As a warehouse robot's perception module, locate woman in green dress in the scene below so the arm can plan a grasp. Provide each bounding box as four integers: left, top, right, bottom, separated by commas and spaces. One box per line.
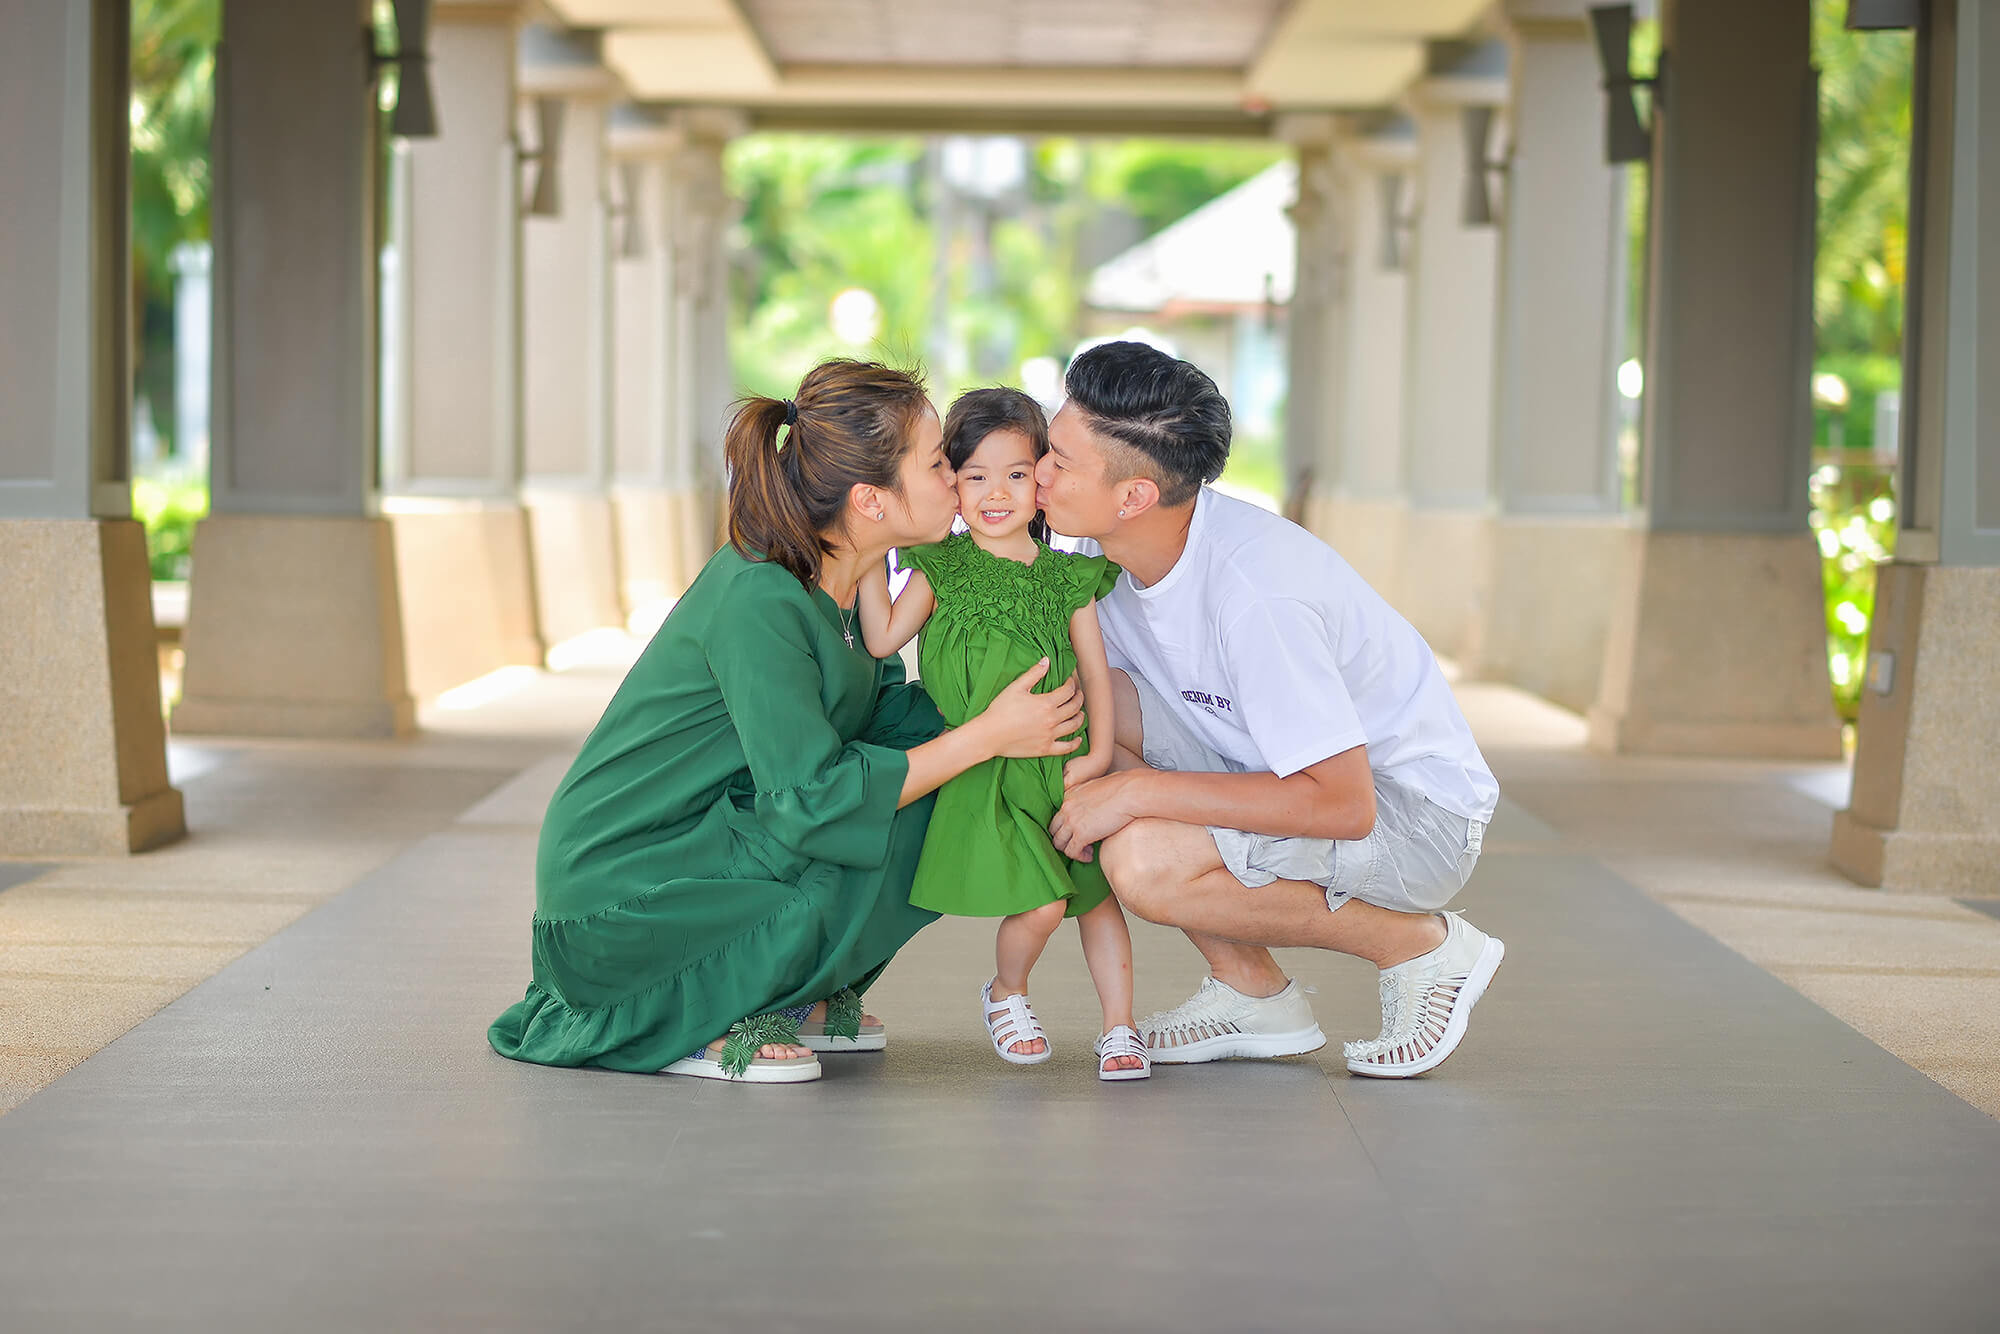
488, 361, 1086, 1084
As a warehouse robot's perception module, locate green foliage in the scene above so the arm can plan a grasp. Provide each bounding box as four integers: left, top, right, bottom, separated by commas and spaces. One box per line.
1813, 6, 1913, 362
1082, 139, 1287, 239
132, 478, 209, 582
1810, 465, 1895, 721
131, 0, 217, 305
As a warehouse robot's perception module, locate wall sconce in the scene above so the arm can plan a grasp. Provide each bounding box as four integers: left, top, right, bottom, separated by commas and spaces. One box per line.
520, 96, 565, 217
611, 161, 647, 259
1379, 172, 1416, 272
1587, 5, 1659, 165
1460, 105, 1509, 226
371, 0, 438, 138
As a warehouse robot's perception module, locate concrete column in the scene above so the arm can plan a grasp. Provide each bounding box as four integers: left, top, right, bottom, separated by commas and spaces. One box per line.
1322, 120, 1418, 603
1278, 115, 1344, 526
175, 0, 415, 739
519, 27, 625, 646
1588, 0, 1843, 758
1461, 3, 1633, 715
0, 0, 184, 852
1396, 46, 1508, 659
664, 108, 744, 578
607, 108, 694, 624
381, 1, 544, 701
1834, 0, 2000, 890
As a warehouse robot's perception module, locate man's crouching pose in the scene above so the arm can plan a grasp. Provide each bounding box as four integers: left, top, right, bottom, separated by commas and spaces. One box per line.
1041, 342, 1504, 1078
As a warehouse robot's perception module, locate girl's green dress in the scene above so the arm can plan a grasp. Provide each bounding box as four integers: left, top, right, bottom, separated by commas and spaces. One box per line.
897, 533, 1120, 919
488, 545, 944, 1073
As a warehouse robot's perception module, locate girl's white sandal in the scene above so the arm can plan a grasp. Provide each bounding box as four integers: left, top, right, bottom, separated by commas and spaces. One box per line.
1095, 1025, 1152, 1082
982, 980, 1052, 1065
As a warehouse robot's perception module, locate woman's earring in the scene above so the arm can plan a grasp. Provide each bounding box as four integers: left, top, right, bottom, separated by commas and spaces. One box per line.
1118, 509, 1127, 518
874, 513, 884, 521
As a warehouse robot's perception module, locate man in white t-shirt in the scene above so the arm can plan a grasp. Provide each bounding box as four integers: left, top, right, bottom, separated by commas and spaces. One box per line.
1040, 341, 1505, 1078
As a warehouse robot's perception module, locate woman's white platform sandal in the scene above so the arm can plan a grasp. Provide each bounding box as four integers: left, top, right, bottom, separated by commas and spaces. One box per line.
982, 980, 1051, 1065
1095, 1025, 1151, 1082
796, 987, 886, 1053
661, 1009, 822, 1084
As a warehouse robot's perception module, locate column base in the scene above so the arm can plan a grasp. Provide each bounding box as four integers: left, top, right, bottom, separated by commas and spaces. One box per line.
523, 489, 626, 647
611, 485, 697, 623
1320, 495, 1410, 607
1832, 563, 2000, 892
389, 503, 546, 700
0, 519, 186, 854
1463, 514, 1632, 715
174, 516, 416, 739
1588, 529, 1843, 758
1398, 508, 1495, 660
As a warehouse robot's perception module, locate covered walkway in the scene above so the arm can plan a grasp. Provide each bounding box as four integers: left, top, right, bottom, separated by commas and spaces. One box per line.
1, 654, 1996, 1331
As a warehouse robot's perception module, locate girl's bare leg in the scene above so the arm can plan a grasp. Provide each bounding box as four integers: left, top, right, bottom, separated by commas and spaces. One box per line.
1077, 894, 1142, 1071
992, 900, 1067, 1056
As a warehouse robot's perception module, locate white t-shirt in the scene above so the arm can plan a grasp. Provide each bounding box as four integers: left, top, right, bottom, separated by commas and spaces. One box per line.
1093, 487, 1500, 824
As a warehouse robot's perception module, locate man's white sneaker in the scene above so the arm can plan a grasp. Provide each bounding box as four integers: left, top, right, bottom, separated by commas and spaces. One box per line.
1344, 912, 1504, 1079
1140, 977, 1326, 1064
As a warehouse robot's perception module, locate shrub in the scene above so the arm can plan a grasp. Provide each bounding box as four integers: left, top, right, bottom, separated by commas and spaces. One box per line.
132, 478, 208, 582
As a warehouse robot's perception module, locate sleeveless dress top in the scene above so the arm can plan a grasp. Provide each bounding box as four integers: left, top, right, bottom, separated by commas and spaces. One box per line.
895, 533, 1120, 918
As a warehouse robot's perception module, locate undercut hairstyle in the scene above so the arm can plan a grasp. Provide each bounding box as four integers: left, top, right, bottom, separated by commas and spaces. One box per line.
1062, 341, 1231, 507
725, 359, 933, 588
942, 386, 1051, 544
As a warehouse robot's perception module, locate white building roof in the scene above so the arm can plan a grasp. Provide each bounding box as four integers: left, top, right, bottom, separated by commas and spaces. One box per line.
1084, 159, 1296, 315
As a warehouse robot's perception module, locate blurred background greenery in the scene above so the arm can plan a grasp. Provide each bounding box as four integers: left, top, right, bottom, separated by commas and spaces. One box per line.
127, 0, 1914, 721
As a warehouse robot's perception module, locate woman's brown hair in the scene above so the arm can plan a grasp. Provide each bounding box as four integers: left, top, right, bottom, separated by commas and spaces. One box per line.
725, 360, 933, 587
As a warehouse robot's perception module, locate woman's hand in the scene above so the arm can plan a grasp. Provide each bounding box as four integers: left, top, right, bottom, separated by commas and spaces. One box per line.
973, 658, 1086, 760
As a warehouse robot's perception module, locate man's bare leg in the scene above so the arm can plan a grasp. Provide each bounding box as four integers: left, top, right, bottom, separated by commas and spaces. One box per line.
1100, 819, 1447, 968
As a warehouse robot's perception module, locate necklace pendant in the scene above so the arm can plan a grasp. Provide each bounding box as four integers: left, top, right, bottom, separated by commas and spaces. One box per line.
843, 628, 855, 649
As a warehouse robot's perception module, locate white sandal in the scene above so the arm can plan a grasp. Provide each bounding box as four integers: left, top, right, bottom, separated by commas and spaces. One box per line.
660, 1047, 821, 1084
982, 980, 1051, 1065
1095, 1025, 1152, 1082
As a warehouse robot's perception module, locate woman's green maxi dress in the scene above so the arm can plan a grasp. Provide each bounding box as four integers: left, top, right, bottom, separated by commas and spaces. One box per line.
488, 546, 944, 1073
897, 533, 1120, 919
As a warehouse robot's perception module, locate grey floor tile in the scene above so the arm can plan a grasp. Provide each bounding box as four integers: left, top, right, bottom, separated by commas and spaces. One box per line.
0, 831, 1996, 1332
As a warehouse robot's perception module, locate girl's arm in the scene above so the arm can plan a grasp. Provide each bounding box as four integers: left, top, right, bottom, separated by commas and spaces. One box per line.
857, 558, 935, 658
1062, 601, 1115, 790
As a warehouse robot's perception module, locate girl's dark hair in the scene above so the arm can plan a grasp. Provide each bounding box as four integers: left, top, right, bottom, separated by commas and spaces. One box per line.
942, 387, 1051, 544
725, 360, 934, 587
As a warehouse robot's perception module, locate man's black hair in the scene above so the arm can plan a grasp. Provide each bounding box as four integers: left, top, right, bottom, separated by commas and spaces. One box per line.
1062, 341, 1231, 507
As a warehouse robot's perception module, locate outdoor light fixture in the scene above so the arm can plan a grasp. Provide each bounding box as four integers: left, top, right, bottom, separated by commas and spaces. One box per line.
612, 161, 647, 259
1587, 5, 1658, 165
1460, 105, 1508, 226
1379, 173, 1416, 272
521, 96, 565, 217
1846, 0, 1918, 28
371, 0, 438, 138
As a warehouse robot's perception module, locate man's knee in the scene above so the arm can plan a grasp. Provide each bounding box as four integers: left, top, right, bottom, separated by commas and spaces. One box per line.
1100, 819, 1194, 923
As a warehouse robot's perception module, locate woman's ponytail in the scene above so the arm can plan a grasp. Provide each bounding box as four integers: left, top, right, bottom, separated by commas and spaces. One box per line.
725, 397, 826, 585
724, 361, 933, 588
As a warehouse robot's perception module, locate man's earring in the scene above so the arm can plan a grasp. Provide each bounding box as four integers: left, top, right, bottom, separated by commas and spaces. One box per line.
874, 512, 884, 521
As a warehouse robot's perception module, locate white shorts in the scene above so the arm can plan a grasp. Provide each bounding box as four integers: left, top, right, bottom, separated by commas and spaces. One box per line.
1128, 673, 1485, 915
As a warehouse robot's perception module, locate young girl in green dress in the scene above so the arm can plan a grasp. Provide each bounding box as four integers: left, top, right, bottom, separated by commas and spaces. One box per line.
858, 389, 1149, 1081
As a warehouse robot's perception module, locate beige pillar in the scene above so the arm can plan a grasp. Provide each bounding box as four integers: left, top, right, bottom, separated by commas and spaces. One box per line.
664, 108, 743, 581
0, 0, 185, 853
1396, 47, 1508, 659
606, 106, 734, 622
1834, 0, 2000, 890
382, 1, 544, 701
1587, 0, 1842, 759
1278, 115, 1343, 528
519, 27, 626, 647
176, 0, 415, 739
1461, 4, 1633, 715
1322, 120, 1418, 603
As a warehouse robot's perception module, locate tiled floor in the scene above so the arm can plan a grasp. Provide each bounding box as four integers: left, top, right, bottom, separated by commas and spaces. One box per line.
2, 658, 1997, 1331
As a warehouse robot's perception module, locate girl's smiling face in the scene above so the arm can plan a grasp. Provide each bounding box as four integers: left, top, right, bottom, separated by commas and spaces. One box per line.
955, 428, 1041, 542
